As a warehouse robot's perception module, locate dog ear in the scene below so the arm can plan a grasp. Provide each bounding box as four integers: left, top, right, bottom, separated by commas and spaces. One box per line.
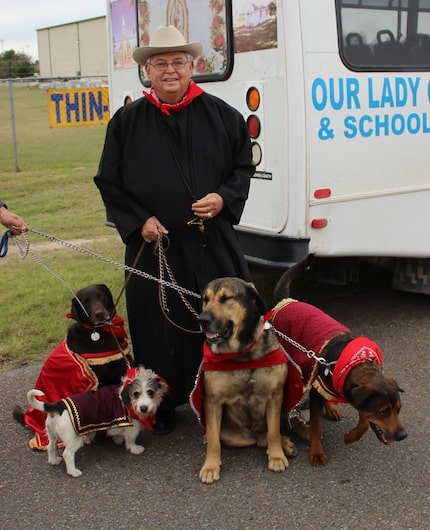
154, 378, 169, 395
121, 380, 139, 406
348, 383, 375, 409
246, 282, 267, 316
70, 296, 88, 322
386, 377, 404, 393
97, 284, 115, 312
121, 386, 131, 406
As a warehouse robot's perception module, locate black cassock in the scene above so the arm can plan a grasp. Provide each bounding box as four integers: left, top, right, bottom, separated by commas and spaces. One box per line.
94, 92, 254, 407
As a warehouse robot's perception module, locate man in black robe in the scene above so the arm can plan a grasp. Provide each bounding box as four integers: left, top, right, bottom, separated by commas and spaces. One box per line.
94, 26, 254, 433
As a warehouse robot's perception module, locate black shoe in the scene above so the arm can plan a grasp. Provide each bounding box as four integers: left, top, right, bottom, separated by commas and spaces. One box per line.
153, 409, 175, 435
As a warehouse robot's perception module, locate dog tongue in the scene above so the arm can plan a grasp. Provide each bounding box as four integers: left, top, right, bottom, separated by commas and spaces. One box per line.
383, 434, 394, 446
205, 332, 218, 340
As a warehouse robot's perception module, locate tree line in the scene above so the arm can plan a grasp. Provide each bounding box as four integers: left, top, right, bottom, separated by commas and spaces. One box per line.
0, 50, 39, 79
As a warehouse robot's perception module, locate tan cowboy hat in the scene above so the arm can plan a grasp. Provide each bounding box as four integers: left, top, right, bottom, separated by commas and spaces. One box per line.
133, 25, 203, 66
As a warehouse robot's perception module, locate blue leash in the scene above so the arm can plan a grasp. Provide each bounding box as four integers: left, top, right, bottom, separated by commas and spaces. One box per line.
0, 230, 12, 258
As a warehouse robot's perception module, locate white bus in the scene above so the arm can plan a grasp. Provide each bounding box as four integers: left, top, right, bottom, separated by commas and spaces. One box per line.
106, 0, 430, 293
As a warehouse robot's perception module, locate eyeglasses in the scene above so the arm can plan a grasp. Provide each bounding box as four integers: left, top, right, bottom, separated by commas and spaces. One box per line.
147, 59, 190, 71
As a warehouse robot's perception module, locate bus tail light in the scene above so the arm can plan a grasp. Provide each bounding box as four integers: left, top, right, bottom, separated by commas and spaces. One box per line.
247, 115, 261, 138
311, 218, 328, 229
246, 87, 260, 111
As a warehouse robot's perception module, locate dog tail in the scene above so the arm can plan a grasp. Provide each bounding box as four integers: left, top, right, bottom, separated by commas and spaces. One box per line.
273, 254, 315, 302
27, 389, 48, 412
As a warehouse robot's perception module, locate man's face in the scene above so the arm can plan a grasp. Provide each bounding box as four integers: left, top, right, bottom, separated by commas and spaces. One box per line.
145, 51, 193, 103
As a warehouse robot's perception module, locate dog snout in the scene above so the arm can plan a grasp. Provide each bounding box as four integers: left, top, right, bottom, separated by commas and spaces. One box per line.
198, 311, 213, 332
91, 305, 110, 325
139, 405, 148, 414
395, 428, 407, 441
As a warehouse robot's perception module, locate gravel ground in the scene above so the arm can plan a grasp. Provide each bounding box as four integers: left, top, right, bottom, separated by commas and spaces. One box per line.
1, 283, 429, 530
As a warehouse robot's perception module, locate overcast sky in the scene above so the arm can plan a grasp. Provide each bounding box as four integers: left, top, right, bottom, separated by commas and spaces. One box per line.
0, 0, 106, 60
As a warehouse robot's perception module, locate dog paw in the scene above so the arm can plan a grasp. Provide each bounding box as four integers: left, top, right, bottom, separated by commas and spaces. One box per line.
310, 452, 328, 466
68, 468, 83, 478
281, 436, 298, 457
48, 456, 63, 466
111, 435, 124, 446
324, 402, 343, 421
199, 464, 221, 484
128, 444, 145, 455
268, 454, 289, 472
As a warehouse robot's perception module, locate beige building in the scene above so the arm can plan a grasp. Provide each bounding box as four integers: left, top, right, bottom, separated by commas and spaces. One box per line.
37, 17, 107, 78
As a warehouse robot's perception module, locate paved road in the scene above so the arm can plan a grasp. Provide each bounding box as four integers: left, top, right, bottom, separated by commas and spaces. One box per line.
1, 281, 429, 529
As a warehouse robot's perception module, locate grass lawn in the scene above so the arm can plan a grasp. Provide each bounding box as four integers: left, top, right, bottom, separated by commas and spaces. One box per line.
0, 84, 128, 370
0, 83, 278, 372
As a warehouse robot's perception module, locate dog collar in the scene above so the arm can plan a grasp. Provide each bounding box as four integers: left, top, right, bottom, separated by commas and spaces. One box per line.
66, 312, 128, 340
203, 320, 272, 365
202, 341, 287, 372
332, 336, 383, 397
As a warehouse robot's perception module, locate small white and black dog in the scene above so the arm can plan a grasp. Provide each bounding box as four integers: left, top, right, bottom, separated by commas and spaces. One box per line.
27, 367, 169, 477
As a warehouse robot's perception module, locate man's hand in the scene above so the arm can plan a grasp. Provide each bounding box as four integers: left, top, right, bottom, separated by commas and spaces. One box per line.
192, 193, 224, 220
141, 216, 168, 243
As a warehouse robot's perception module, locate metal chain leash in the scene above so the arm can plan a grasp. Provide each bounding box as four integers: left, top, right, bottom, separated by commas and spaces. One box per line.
12, 231, 90, 318
18, 227, 201, 301
271, 324, 336, 374
156, 232, 201, 333
9, 228, 331, 356
157, 232, 200, 319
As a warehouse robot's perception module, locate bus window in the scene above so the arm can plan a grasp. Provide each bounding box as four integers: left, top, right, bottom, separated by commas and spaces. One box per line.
337, 0, 430, 70
136, 0, 233, 85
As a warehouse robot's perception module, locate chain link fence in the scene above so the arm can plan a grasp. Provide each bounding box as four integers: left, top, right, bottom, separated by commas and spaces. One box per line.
0, 77, 109, 173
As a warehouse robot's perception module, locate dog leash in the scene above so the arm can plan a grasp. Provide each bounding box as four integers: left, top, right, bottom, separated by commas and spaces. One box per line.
7, 227, 339, 359
156, 231, 201, 333
13, 228, 202, 300
0, 229, 12, 258
269, 323, 336, 375
10, 229, 91, 319
8, 227, 202, 334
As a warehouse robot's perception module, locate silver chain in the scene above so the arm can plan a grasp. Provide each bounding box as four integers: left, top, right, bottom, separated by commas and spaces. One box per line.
13, 232, 90, 317
17, 227, 201, 300
271, 324, 335, 372
156, 233, 199, 319
12, 228, 333, 361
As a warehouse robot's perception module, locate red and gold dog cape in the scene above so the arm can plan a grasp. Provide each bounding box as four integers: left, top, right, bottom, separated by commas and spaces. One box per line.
268, 299, 382, 404
191, 298, 384, 432
25, 337, 131, 450
60, 367, 155, 436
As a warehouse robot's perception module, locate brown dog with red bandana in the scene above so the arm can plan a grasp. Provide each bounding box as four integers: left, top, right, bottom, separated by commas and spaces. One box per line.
272, 256, 407, 465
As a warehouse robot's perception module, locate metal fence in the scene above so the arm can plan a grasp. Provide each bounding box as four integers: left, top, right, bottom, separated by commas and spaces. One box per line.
0, 77, 109, 173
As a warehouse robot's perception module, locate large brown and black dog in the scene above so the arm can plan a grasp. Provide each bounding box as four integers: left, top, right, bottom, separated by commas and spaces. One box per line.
272, 256, 407, 465
191, 277, 298, 484
13, 284, 133, 450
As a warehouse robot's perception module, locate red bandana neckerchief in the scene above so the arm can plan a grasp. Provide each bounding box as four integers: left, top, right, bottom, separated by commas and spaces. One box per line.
332, 336, 383, 397
66, 312, 128, 340
202, 342, 288, 372
143, 80, 204, 116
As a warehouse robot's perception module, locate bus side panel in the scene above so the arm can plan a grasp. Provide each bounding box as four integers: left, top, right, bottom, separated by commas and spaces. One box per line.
300, 0, 430, 258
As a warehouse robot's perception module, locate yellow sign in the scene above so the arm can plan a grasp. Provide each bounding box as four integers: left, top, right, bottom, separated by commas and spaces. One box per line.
47, 87, 110, 128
